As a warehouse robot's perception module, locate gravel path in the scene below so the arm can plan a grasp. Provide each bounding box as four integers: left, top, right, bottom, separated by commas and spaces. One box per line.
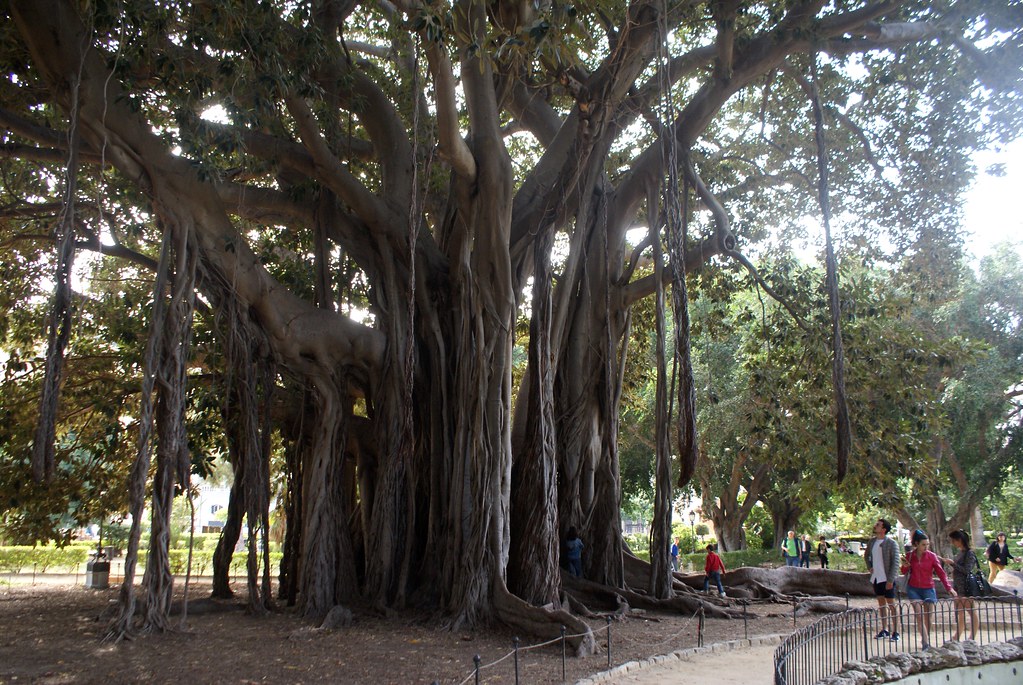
578, 635, 785, 685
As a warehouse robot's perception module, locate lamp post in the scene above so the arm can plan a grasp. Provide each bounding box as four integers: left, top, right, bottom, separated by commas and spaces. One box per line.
689, 511, 697, 554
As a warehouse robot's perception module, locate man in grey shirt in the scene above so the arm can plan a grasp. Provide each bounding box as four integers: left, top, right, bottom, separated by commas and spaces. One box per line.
864, 518, 901, 641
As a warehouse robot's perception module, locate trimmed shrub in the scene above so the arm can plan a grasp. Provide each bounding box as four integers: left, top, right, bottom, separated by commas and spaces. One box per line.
0, 545, 90, 573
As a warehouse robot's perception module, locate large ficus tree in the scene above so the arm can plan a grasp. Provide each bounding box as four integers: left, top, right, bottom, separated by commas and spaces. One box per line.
2, 0, 1020, 642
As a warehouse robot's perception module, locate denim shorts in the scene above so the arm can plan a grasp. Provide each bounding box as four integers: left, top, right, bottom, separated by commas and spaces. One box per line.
906, 586, 937, 603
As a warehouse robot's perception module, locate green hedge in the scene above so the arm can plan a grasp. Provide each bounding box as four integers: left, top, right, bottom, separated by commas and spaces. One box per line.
166, 548, 283, 576
0, 545, 282, 577
0, 545, 91, 573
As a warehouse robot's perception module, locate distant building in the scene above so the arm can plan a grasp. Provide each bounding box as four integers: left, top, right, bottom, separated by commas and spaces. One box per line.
622, 519, 648, 536
195, 483, 232, 534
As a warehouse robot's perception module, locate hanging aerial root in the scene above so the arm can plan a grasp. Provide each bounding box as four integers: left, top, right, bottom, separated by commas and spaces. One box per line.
33, 64, 84, 483
808, 56, 853, 482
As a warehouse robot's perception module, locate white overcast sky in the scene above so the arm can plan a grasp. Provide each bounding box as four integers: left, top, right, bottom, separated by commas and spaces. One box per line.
963, 137, 1023, 263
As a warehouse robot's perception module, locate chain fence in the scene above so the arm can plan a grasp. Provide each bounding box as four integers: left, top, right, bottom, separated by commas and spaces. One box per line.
441, 599, 747, 684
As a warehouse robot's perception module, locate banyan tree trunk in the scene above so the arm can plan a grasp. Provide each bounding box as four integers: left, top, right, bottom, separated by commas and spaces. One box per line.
508, 229, 560, 607
139, 392, 182, 633
714, 513, 749, 552
211, 382, 250, 600
298, 380, 358, 618
278, 428, 304, 606
211, 474, 245, 599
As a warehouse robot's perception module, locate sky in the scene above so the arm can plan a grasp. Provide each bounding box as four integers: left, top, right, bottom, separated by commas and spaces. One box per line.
962, 137, 1023, 264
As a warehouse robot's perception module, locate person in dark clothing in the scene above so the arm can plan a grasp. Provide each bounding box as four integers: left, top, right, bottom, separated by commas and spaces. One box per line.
945, 529, 979, 640
817, 535, 830, 569
564, 527, 584, 577
799, 534, 812, 568
986, 532, 1015, 584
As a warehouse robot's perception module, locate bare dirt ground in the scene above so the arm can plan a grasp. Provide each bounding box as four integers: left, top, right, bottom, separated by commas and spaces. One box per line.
0, 579, 877, 684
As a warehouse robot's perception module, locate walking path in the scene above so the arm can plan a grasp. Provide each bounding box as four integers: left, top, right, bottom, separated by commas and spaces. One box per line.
579, 571, 1023, 684
578, 634, 785, 685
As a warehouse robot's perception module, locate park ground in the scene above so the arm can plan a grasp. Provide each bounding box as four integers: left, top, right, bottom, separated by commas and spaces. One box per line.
0, 579, 879, 684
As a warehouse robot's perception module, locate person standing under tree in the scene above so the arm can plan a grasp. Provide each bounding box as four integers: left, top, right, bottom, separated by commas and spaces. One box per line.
901, 529, 955, 650
670, 537, 680, 572
864, 518, 901, 642
986, 532, 1015, 584
564, 527, 584, 578
817, 535, 830, 569
944, 529, 979, 641
704, 544, 727, 597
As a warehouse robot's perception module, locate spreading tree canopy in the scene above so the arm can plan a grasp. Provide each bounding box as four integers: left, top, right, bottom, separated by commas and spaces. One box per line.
2, 0, 1021, 641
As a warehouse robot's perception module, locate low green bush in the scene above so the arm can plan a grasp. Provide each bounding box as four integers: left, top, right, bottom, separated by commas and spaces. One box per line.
164, 548, 284, 576
0, 547, 34, 573
0, 545, 90, 573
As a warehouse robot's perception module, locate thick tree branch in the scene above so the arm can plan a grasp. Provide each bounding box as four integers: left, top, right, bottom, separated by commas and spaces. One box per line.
285, 94, 397, 237
0, 142, 103, 166
422, 41, 476, 181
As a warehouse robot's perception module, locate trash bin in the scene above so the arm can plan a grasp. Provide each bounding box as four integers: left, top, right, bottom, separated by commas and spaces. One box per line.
85, 557, 110, 589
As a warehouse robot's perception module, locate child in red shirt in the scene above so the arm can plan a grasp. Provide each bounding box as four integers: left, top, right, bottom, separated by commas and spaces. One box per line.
704, 544, 727, 597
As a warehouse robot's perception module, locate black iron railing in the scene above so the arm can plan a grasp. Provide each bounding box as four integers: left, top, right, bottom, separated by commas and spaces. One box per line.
774, 591, 1023, 685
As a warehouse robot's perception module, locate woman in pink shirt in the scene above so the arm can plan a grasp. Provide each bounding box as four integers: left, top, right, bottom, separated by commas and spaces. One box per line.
901, 529, 956, 650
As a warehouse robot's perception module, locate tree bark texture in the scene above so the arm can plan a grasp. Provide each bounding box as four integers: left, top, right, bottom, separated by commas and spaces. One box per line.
508, 228, 561, 607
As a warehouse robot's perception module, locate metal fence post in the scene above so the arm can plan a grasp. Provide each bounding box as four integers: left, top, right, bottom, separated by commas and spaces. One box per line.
845, 593, 849, 611
606, 616, 612, 669
698, 605, 705, 648
474, 654, 481, 685
743, 600, 748, 640
513, 637, 519, 685
1010, 588, 1018, 642
561, 625, 567, 682
792, 598, 797, 628
862, 614, 869, 661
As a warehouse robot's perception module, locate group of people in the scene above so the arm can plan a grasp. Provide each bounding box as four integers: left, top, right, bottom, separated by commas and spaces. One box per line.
866, 517, 1017, 650
565, 519, 1016, 634
780, 530, 832, 568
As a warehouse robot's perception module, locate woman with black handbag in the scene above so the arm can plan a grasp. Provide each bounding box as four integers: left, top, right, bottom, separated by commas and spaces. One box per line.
946, 529, 979, 641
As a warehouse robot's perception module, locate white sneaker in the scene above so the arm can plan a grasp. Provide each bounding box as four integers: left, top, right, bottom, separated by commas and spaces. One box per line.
719, 591, 727, 598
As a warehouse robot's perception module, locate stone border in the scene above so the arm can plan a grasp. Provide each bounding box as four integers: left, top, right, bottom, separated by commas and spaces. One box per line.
575, 632, 789, 684
819, 637, 1023, 684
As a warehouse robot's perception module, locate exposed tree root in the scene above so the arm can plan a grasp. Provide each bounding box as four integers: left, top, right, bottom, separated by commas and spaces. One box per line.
563, 574, 739, 618
561, 591, 600, 619
493, 583, 596, 657
621, 550, 875, 608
